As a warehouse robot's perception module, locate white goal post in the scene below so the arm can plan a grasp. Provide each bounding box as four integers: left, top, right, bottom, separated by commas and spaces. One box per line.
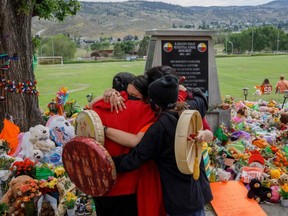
37, 56, 63, 65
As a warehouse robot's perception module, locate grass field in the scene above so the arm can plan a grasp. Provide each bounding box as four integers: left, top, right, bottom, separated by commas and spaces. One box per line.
34, 55, 288, 110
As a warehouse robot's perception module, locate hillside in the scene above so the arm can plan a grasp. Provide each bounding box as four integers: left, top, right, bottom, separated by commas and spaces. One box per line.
32, 0, 288, 39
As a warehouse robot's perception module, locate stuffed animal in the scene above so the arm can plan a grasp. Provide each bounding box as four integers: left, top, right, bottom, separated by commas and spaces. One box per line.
30, 125, 55, 153
247, 178, 272, 203
278, 173, 288, 186
269, 178, 280, 203
1, 175, 33, 216
17, 125, 55, 158
46, 115, 75, 146
217, 168, 231, 182
31, 149, 44, 162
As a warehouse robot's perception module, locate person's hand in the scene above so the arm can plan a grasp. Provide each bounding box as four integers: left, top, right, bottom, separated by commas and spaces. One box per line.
196, 130, 213, 143
179, 84, 187, 92
109, 92, 126, 113
103, 88, 118, 102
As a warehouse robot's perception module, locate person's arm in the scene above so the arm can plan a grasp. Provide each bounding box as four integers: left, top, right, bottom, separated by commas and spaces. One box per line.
105, 127, 145, 148
105, 123, 153, 148
113, 124, 159, 172
88, 95, 103, 109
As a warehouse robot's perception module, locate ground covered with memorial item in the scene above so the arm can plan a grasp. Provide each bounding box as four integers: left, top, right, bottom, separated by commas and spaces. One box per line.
1, 94, 288, 215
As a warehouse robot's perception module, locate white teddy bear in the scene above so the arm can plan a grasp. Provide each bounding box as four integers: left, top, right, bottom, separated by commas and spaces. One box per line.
18, 124, 55, 158
31, 149, 44, 162
46, 115, 75, 146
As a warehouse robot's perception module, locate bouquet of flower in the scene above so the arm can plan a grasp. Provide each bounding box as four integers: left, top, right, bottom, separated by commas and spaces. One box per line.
10, 158, 35, 177
54, 166, 66, 178
18, 179, 42, 203
280, 183, 288, 200
0, 139, 10, 154
65, 192, 77, 209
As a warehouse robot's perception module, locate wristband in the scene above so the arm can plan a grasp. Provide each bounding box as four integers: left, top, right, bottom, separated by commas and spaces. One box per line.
104, 126, 108, 133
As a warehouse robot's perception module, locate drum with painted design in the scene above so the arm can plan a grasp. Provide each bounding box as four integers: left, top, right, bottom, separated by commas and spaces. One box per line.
75, 110, 104, 145
62, 136, 116, 196
174, 110, 203, 179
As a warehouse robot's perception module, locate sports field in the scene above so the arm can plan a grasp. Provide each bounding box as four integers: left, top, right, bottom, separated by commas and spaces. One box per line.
34, 55, 288, 110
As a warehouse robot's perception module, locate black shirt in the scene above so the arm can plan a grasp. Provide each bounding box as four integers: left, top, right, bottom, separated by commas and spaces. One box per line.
113, 111, 213, 215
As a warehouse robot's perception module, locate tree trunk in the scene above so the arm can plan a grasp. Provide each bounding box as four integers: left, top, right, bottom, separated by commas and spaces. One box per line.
0, 0, 44, 132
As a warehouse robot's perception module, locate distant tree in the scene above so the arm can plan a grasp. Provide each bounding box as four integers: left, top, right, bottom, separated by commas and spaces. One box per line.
41, 34, 76, 60
121, 41, 135, 54
113, 43, 125, 58
138, 36, 150, 57
91, 41, 110, 51
0, 0, 80, 131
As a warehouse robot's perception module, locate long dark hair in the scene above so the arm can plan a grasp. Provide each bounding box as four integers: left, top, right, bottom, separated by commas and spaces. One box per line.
112, 72, 135, 92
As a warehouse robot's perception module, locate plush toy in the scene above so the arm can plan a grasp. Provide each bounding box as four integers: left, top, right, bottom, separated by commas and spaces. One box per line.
46, 115, 75, 146
232, 107, 248, 124
31, 149, 44, 163
278, 173, 288, 186
30, 125, 55, 153
270, 169, 281, 179
247, 178, 272, 203
269, 178, 280, 203
1, 175, 33, 216
236, 151, 269, 183
217, 168, 231, 182
17, 125, 55, 158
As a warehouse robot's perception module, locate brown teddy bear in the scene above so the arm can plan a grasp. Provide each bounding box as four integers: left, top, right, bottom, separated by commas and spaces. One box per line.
1, 175, 33, 216
278, 173, 288, 186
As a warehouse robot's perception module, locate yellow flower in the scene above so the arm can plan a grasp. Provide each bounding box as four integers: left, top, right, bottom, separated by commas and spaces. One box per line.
65, 192, 77, 209
282, 183, 288, 193
54, 166, 65, 177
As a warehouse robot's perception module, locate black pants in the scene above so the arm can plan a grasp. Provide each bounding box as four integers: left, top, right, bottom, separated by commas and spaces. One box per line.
93, 194, 138, 216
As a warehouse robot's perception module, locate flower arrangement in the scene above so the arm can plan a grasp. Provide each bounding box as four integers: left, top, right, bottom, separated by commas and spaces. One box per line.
280, 183, 288, 200
54, 166, 66, 178
0, 139, 10, 154
38, 176, 58, 195
65, 192, 77, 209
18, 179, 42, 203
10, 158, 35, 177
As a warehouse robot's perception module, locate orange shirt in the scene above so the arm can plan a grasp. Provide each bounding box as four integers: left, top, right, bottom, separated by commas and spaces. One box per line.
261, 84, 272, 94
276, 80, 288, 93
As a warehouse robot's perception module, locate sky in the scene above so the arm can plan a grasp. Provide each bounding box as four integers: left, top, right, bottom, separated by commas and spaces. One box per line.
79, 0, 273, 7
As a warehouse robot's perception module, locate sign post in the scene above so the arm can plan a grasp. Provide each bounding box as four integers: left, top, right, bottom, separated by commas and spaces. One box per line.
145, 29, 230, 132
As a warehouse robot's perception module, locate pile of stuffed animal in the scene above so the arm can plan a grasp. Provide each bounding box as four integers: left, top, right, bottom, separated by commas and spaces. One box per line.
210, 99, 288, 204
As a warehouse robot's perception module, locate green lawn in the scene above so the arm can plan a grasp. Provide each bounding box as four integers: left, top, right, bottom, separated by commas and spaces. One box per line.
34, 55, 288, 110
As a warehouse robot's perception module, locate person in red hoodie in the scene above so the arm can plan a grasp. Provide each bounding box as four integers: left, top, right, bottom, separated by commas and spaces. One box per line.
102, 66, 212, 216
91, 73, 157, 216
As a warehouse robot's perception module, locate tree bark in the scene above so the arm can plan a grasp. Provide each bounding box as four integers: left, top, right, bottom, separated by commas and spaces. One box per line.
0, 0, 44, 132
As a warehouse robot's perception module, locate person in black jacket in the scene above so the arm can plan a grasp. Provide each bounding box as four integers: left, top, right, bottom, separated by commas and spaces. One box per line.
113, 75, 213, 216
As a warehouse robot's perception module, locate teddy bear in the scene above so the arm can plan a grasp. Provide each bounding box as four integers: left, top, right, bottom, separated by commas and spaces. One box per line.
247, 178, 272, 203
31, 125, 55, 153
17, 124, 55, 159
31, 149, 44, 163
217, 168, 231, 182
269, 178, 280, 203
278, 173, 288, 186
1, 175, 33, 216
46, 115, 75, 146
